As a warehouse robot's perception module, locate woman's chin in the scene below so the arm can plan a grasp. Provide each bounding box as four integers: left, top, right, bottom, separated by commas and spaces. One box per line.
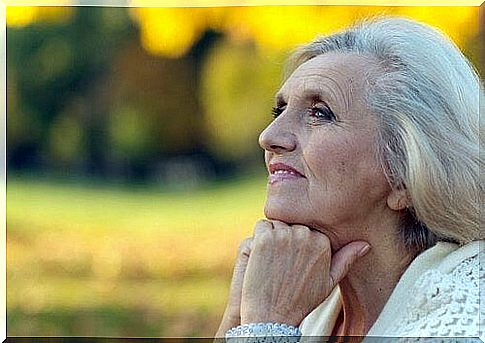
263, 202, 305, 224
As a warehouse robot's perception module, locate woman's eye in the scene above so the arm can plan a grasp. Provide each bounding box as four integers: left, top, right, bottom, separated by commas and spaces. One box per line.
271, 106, 285, 119
307, 105, 336, 121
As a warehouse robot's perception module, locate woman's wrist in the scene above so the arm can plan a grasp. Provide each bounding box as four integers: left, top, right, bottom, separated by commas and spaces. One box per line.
241, 310, 303, 328
216, 309, 241, 337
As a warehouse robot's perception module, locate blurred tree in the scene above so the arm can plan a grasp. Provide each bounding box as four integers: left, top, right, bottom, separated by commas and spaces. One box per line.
7, 7, 137, 177
6, 6, 482, 184
103, 35, 223, 182
200, 39, 280, 164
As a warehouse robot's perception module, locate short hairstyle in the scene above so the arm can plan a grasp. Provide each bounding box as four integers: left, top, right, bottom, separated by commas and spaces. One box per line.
286, 16, 483, 252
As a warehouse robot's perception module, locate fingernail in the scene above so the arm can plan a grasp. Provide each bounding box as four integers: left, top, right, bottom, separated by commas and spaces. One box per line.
359, 244, 371, 257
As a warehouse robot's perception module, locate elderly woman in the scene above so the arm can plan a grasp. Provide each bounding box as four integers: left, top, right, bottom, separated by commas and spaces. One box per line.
215, 16, 483, 340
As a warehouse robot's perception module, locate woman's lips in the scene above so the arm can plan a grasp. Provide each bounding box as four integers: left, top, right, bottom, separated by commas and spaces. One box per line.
268, 163, 306, 185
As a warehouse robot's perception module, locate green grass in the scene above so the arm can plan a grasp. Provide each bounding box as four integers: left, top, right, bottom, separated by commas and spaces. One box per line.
7, 175, 268, 336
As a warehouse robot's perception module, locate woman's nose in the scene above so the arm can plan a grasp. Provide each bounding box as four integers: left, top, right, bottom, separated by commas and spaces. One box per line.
258, 121, 297, 153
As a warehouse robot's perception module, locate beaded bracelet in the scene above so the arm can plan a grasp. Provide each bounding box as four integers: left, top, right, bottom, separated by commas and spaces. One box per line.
225, 323, 302, 343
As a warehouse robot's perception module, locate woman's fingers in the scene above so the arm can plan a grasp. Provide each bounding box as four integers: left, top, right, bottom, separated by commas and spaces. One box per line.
237, 237, 253, 261
242, 220, 334, 326
270, 219, 290, 231
231, 237, 254, 300
253, 219, 274, 236
218, 218, 371, 335
215, 237, 254, 337
240, 219, 371, 327
329, 241, 371, 288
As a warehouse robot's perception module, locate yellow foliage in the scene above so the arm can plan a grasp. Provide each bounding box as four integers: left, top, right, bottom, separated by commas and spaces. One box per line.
6, 6, 478, 54
6, 6, 36, 26
129, 6, 231, 57
130, 7, 208, 58
396, 6, 478, 46
230, 6, 350, 51
6, 6, 73, 27
129, 6, 478, 57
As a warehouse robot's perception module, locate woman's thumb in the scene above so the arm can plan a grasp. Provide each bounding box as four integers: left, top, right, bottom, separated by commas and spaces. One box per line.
329, 241, 371, 287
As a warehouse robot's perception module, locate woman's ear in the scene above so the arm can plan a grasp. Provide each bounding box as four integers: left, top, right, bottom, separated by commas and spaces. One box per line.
387, 186, 412, 211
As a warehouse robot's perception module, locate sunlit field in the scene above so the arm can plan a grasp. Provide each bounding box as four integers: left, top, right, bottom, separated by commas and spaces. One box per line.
7, 176, 267, 336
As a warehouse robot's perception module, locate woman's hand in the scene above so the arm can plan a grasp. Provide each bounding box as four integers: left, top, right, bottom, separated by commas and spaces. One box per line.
240, 219, 371, 327
215, 237, 253, 337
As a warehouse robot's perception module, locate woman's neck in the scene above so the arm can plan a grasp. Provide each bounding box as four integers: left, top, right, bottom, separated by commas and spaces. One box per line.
314, 210, 419, 336
337, 235, 417, 336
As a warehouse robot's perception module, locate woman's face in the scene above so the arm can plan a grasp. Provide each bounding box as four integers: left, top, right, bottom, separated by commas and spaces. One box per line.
259, 52, 392, 235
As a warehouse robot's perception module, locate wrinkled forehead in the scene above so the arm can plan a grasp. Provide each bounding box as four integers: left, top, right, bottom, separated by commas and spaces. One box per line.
277, 52, 380, 108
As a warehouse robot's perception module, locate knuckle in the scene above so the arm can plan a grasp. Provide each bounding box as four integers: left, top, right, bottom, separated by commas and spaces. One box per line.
271, 220, 290, 230
294, 224, 311, 232
255, 219, 269, 226
237, 237, 253, 256
254, 219, 273, 235
274, 229, 291, 245
315, 234, 331, 250
292, 225, 311, 241
274, 228, 287, 239
252, 236, 270, 250
253, 228, 273, 246
242, 237, 253, 245
258, 229, 273, 241
238, 237, 252, 251
292, 224, 310, 231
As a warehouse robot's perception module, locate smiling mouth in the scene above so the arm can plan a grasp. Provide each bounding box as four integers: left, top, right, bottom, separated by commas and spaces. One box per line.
268, 163, 306, 185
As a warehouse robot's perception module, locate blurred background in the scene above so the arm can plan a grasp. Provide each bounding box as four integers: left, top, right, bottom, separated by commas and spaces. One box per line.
6, 4, 483, 336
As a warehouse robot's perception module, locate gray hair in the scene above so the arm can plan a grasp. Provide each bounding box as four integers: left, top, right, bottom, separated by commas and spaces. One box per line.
286, 16, 483, 252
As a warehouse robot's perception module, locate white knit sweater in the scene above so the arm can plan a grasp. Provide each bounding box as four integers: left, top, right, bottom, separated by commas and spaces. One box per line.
299, 240, 484, 342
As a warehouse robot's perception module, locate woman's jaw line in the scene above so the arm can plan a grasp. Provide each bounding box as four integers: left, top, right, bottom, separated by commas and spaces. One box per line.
262, 214, 345, 250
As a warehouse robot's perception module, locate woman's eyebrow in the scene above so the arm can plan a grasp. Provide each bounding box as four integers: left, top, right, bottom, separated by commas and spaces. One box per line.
299, 87, 331, 100
275, 85, 347, 112
275, 88, 326, 104
298, 86, 348, 113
